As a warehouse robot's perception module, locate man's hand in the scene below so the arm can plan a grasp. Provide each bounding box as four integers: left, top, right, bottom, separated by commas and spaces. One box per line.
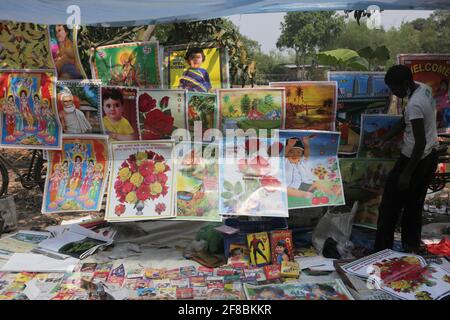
287, 138, 297, 148
397, 171, 412, 191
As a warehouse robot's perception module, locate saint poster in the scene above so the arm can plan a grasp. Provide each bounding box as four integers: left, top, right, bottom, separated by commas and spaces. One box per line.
42, 134, 109, 213
0, 70, 61, 149
279, 130, 345, 209
49, 25, 86, 80
398, 54, 450, 133
92, 42, 161, 88
138, 90, 187, 140
270, 81, 337, 131
105, 140, 175, 222
56, 80, 103, 134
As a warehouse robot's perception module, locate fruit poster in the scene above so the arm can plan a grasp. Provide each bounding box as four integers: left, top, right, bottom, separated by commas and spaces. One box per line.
41, 134, 109, 214
270, 230, 294, 265
279, 130, 345, 209
270, 81, 336, 131
100, 86, 140, 142
92, 42, 161, 88
174, 142, 221, 221
0, 22, 54, 70
218, 88, 285, 134
137, 90, 187, 140
398, 54, 450, 134
56, 80, 103, 134
105, 140, 175, 222
247, 232, 271, 267
219, 137, 288, 217
0, 70, 62, 149
357, 114, 403, 159
339, 158, 395, 229
49, 25, 86, 79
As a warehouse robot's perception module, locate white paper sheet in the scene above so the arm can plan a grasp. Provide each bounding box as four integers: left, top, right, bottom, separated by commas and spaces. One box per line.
0, 253, 79, 272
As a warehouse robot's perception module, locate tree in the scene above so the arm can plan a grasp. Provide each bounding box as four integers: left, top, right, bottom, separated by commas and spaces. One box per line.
241, 94, 251, 114
277, 12, 344, 79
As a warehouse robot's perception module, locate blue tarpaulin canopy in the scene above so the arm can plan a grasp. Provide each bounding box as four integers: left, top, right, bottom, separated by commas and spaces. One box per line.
0, 0, 449, 26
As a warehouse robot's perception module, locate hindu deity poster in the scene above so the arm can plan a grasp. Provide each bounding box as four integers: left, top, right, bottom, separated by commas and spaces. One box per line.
279, 130, 345, 209
92, 42, 161, 88
398, 54, 450, 133
105, 140, 176, 222
357, 114, 403, 159
339, 158, 395, 229
167, 45, 229, 92
49, 25, 86, 80
138, 90, 187, 140
218, 88, 285, 134
56, 80, 103, 134
100, 86, 140, 142
270, 81, 337, 131
187, 92, 217, 137
174, 142, 222, 221
41, 134, 109, 214
0, 22, 54, 70
219, 137, 288, 217
0, 70, 62, 149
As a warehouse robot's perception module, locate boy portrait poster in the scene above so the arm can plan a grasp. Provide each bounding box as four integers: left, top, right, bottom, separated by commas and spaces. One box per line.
42, 134, 109, 214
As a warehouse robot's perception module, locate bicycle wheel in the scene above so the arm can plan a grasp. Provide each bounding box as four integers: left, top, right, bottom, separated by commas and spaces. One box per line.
0, 160, 9, 197
33, 152, 47, 192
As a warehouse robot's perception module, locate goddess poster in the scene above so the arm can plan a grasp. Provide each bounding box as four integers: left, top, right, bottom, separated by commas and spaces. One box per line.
56, 80, 103, 134
92, 42, 161, 88
49, 25, 86, 80
105, 140, 176, 222
0, 70, 62, 149
0, 22, 54, 70
174, 142, 222, 221
218, 88, 285, 134
219, 137, 288, 217
41, 134, 109, 214
279, 130, 345, 209
398, 54, 450, 133
138, 90, 187, 140
270, 81, 337, 131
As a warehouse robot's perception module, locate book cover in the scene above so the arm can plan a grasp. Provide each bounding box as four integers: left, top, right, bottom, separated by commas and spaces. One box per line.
270, 230, 294, 264
247, 232, 271, 267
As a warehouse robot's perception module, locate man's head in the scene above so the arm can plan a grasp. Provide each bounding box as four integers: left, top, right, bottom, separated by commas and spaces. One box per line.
103, 89, 124, 121
384, 65, 415, 98
60, 90, 75, 114
185, 47, 205, 69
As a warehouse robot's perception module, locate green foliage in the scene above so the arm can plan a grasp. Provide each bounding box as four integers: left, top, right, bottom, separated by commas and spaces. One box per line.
240, 94, 251, 114
317, 49, 369, 70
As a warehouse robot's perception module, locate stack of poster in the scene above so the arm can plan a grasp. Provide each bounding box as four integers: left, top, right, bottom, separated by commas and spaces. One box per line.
328, 71, 391, 155
279, 130, 345, 209
341, 249, 450, 300
0, 230, 52, 260
398, 54, 450, 134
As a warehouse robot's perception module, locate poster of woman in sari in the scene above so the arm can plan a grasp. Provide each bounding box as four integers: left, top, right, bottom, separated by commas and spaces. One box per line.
0, 70, 61, 149
49, 25, 86, 80
42, 134, 109, 214
92, 42, 161, 88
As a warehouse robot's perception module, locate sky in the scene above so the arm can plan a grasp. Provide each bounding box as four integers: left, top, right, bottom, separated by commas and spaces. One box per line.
227, 10, 434, 53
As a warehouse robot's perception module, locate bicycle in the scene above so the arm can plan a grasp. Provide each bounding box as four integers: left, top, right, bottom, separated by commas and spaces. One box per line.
0, 149, 46, 197
428, 139, 450, 193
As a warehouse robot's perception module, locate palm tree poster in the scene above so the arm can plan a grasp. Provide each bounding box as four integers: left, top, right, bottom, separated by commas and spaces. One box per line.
270, 81, 337, 131
0, 21, 54, 70
0, 69, 62, 150
339, 158, 395, 229
218, 88, 285, 135
42, 134, 109, 214
105, 140, 176, 222
398, 54, 450, 134
91, 42, 161, 88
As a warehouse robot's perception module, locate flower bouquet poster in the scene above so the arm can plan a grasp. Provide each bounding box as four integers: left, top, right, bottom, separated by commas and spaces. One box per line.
42, 134, 109, 214
219, 137, 288, 217
106, 140, 175, 222
137, 89, 187, 140
174, 142, 222, 221
0, 70, 62, 149
91, 41, 161, 88
101, 86, 140, 142
270, 81, 337, 131
218, 88, 285, 134
279, 130, 345, 209
398, 54, 450, 134
56, 80, 103, 134
357, 114, 403, 159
